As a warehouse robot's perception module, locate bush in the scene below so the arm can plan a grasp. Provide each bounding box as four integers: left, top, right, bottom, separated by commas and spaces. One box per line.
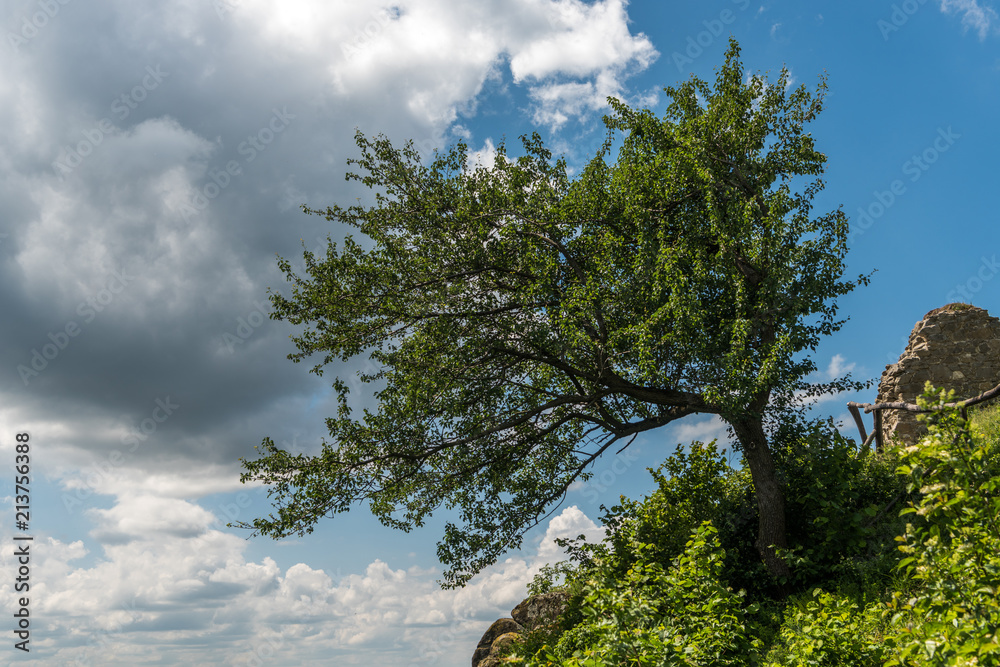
883, 385, 1000, 666
512, 400, 1000, 666
512, 522, 763, 666
595, 440, 757, 584
772, 417, 906, 591
590, 420, 907, 600
763, 588, 888, 666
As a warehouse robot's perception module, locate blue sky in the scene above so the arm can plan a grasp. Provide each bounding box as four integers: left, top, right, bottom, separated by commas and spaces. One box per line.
0, 0, 998, 664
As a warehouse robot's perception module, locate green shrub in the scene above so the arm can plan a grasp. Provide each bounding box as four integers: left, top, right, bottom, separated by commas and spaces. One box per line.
596, 440, 755, 577
512, 522, 762, 666
772, 417, 907, 591
512, 406, 987, 666
588, 418, 908, 598
763, 588, 888, 666
884, 384, 1000, 666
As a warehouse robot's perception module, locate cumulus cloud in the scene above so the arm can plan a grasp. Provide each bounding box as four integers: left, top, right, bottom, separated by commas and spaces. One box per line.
0, 0, 658, 495
774, 354, 862, 412
0, 502, 601, 666
508, 0, 657, 82
467, 137, 502, 170
0, 0, 657, 663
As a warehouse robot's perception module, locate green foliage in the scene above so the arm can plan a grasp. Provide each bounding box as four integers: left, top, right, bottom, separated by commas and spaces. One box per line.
884, 384, 1000, 666
773, 417, 906, 589
597, 440, 751, 575
969, 399, 1000, 456
600, 39, 867, 418
236, 37, 868, 587
573, 421, 904, 599
763, 588, 889, 666
512, 414, 914, 660
505, 390, 1000, 666
527, 561, 577, 596
512, 523, 763, 667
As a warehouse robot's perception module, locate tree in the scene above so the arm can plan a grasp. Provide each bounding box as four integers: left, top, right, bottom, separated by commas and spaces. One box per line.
234, 39, 869, 587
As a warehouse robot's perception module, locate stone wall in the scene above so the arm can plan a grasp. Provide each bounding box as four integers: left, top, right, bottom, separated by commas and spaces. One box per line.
876, 303, 1000, 445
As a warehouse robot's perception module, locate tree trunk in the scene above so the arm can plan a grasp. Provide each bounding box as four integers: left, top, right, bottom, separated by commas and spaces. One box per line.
730, 416, 791, 583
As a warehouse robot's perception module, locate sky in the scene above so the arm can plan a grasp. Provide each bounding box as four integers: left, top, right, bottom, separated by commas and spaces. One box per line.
0, 0, 998, 664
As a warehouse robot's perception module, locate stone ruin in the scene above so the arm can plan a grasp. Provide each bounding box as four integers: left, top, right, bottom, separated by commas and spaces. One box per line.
876, 303, 1000, 445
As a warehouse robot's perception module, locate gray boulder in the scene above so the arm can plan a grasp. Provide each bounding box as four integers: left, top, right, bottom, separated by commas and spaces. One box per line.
472, 618, 522, 667
470, 590, 570, 666
511, 590, 570, 631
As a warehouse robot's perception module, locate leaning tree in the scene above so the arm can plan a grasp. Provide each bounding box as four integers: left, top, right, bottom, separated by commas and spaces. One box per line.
234, 39, 868, 586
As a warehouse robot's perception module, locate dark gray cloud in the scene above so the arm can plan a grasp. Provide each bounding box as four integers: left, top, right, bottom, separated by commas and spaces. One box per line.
0, 0, 657, 662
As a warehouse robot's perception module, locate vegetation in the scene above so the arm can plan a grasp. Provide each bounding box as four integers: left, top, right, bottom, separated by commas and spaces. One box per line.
505, 385, 1000, 666
234, 38, 870, 587
229, 34, 1000, 664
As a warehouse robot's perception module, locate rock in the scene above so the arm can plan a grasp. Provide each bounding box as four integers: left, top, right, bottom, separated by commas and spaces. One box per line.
876, 303, 1000, 445
472, 632, 520, 667
472, 618, 522, 667
471, 591, 571, 667
511, 590, 570, 631
471, 646, 492, 667
491, 631, 519, 654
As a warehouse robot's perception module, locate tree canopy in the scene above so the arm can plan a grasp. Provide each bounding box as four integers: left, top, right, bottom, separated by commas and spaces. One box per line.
235, 39, 868, 587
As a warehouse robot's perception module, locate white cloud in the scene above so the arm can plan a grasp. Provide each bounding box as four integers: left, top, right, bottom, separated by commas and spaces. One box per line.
236, 0, 657, 132
0, 498, 603, 666
825, 353, 856, 380
467, 137, 501, 170
671, 415, 732, 445
508, 0, 657, 82
534, 505, 605, 562
774, 354, 861, 411
0, 1, 658, 663
941, 0, 998, 39
527, 69, 629, 130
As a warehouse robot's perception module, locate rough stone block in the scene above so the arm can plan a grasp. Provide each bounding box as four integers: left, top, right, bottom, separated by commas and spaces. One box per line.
876, 303, 1000, 445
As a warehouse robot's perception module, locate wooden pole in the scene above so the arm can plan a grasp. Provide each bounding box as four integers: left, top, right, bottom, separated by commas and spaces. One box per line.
874, 409, 883, 453
847, 378, 1000, 415
848, 404, 868, 445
